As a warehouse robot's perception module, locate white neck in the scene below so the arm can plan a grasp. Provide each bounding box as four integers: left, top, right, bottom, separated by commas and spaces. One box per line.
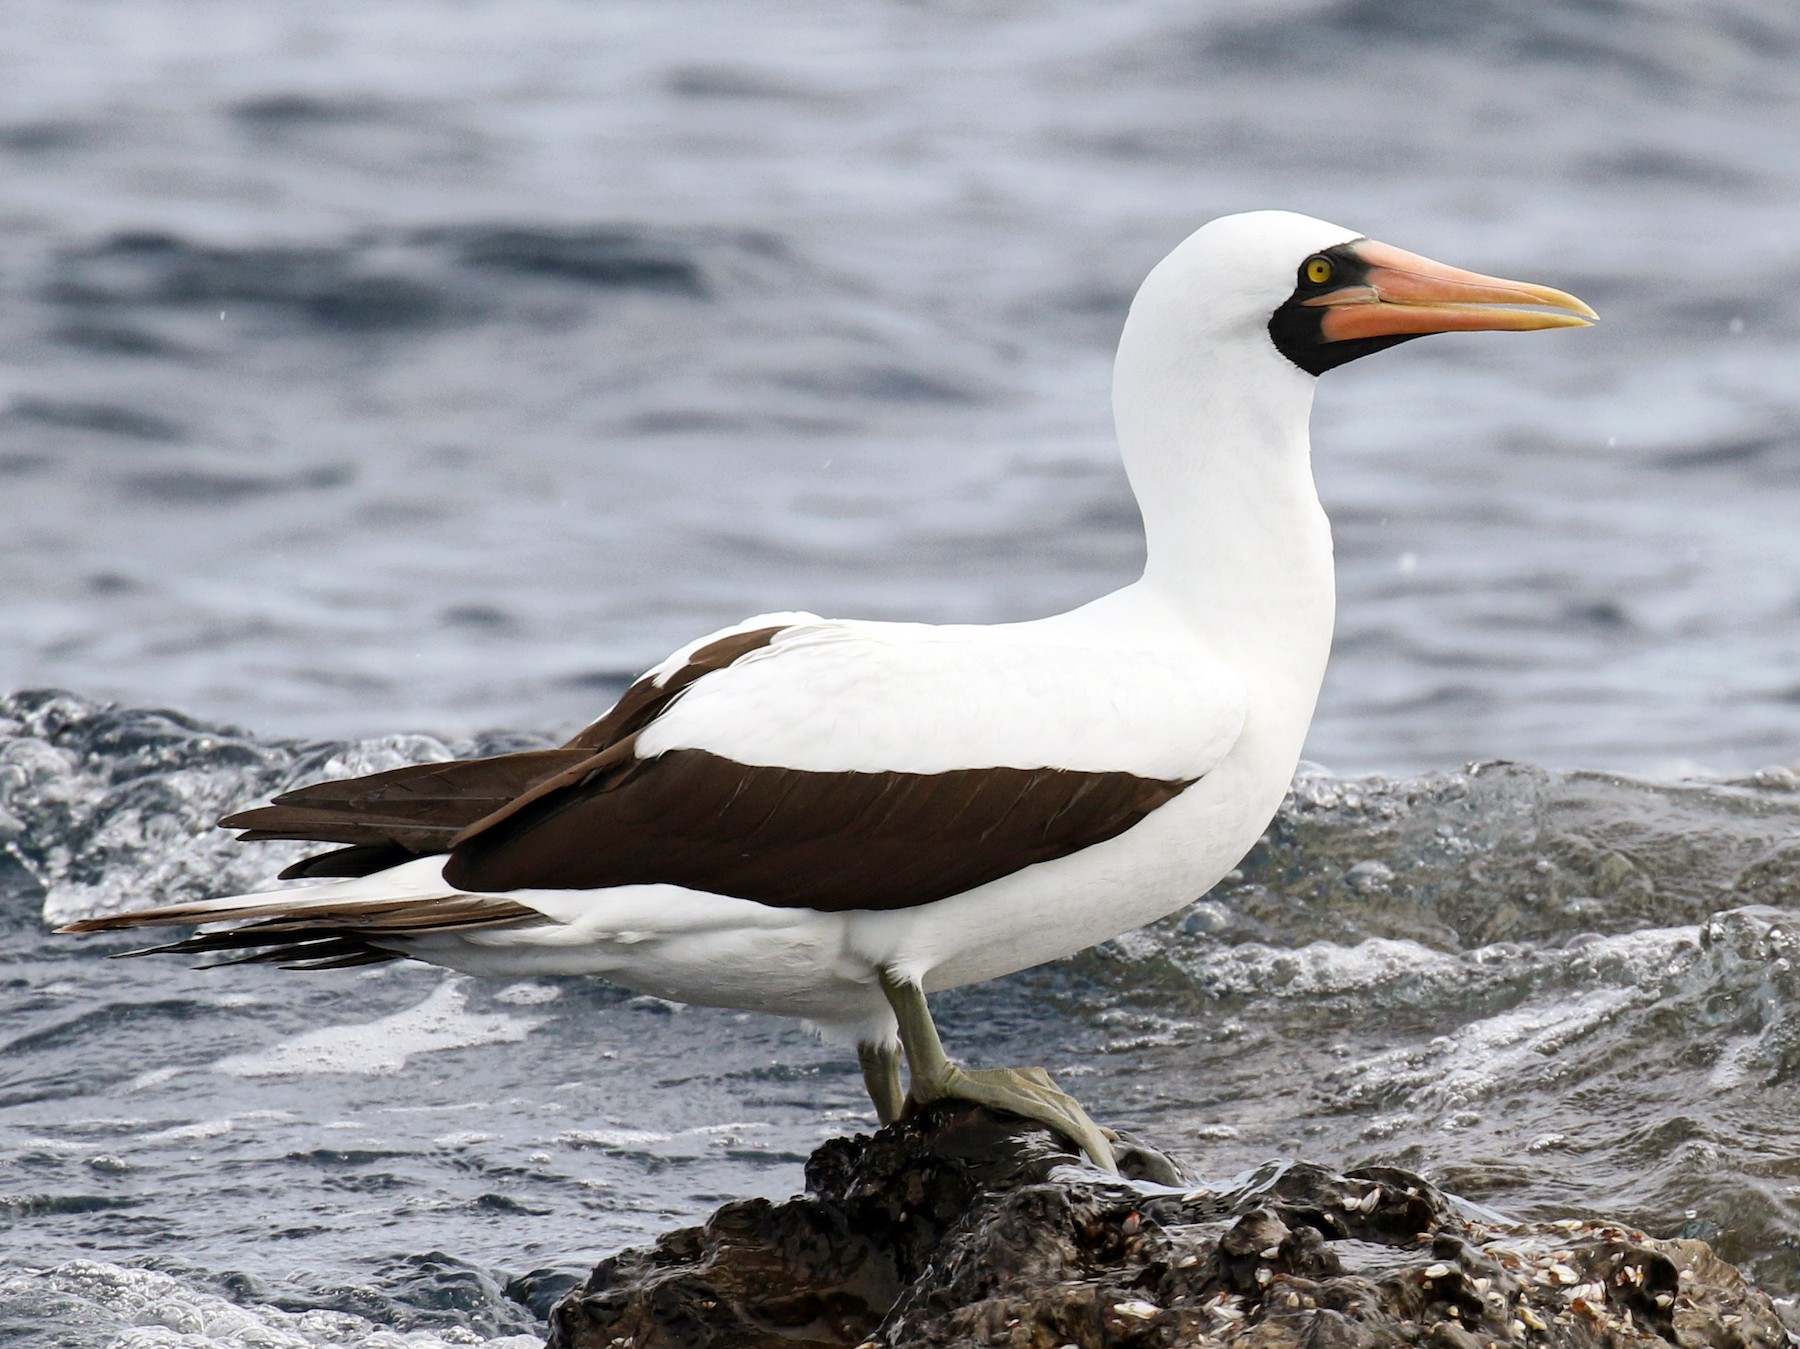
1108, 300, 1337, 722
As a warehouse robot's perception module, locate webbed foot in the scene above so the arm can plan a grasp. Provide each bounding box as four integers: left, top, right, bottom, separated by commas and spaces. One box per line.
873, 968, 1117, 1174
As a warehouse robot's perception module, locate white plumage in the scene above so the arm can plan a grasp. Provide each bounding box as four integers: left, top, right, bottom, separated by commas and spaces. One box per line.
636, 614, 1246, 778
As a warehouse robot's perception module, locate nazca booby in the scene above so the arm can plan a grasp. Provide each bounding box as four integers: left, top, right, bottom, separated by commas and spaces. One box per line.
65, 211, 1594, 1172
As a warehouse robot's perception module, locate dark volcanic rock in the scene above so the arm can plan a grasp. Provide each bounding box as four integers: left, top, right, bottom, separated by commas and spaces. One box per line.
547, 1104, 1788, 1349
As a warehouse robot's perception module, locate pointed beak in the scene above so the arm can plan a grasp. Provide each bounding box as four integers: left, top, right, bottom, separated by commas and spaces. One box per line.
1308, 239, 1597, 341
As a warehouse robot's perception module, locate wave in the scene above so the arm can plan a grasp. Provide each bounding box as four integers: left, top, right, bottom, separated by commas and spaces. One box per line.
0, 689, 552, 928
9, 690, 1800, 1316
0, 1259, 542, 1349
1202, 0, 1800, 92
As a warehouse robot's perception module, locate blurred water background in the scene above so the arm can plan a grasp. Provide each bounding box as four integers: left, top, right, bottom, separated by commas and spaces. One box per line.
4, 1, 1800, 1344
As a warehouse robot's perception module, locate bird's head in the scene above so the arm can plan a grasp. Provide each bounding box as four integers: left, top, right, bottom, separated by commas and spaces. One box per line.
1125, 210, 1596, 379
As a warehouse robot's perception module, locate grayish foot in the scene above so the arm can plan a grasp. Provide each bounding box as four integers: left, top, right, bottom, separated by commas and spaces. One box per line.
858, 1039, 905, 1125
915, 1062, 1119, 1175
877, 969, 1118, 1175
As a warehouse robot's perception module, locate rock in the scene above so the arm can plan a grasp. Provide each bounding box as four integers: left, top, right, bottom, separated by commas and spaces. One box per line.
547, 1104, 1788, 1349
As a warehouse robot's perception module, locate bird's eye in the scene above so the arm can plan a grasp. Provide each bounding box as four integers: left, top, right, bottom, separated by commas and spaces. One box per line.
1304, 256, 1334, 285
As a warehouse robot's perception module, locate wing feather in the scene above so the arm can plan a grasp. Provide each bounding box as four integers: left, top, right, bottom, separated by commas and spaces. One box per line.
216, 622, 796, 880
442, 750, 1197, 912
114, 615, 1243, 922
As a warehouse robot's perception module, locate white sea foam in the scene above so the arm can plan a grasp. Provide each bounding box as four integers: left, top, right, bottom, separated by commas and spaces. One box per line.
137, 1117, 237, 1146
559, 1127, 673, 1149
433, 1130, 495, 1148
214, 979, 541, 1078
1329, 926, 1704, 1116
1177, 935, 1471, 1002
137, 1110, 296, 1146
0, 1261, 540, 1348
125, 1066, 184, 1092
492, 981, 562, 1006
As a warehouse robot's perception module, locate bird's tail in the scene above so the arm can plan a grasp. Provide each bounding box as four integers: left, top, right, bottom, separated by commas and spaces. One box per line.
56, 860, 544, 970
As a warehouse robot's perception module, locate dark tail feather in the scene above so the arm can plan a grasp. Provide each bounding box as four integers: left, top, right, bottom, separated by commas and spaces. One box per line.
96, 894, 546, 972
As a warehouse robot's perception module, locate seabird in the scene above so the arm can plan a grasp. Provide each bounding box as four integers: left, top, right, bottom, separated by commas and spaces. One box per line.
64, 211, 1593, 1172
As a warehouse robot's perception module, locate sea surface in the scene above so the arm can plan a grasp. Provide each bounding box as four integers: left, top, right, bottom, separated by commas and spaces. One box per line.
3, 0, 1800, 1344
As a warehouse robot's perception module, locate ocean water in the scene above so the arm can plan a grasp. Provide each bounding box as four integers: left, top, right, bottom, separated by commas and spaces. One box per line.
4, 0, 1800, 1344
7, 695, 1800, 1343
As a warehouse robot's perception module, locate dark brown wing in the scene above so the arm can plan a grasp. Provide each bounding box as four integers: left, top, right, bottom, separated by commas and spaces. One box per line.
222, 748, 598, 878
442, 748, 1194, 913
218, 625, 788, 880
219, 616, 1195, 912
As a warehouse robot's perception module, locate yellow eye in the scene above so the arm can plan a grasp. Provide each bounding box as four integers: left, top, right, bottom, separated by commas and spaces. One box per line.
1305, 256, 1334, 285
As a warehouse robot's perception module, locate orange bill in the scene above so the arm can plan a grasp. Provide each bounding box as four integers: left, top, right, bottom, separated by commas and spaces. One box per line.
1308, 239, 1597, 341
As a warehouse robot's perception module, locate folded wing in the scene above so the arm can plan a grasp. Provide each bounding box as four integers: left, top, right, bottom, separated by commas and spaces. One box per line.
443, 619, 1246, 911
121, 614, 1247, 922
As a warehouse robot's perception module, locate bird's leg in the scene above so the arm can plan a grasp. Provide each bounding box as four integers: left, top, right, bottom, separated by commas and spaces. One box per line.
858, 1039, 905, 1125
877, 968, 1117, 1174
